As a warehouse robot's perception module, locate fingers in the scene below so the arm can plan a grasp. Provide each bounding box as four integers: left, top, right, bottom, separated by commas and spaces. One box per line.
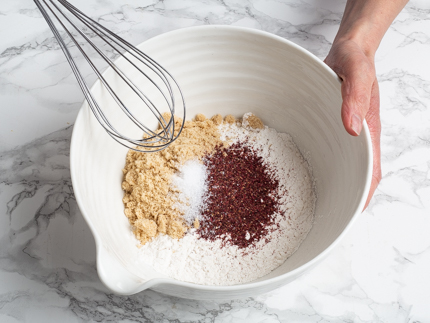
341, 68, 381, 210
365, 172, 380, 210
324, 40, 381, 210
339, 58, 375, 137
363, 80, 382, 210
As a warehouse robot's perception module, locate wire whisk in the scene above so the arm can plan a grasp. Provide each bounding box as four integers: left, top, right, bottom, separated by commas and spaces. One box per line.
34, 0, 186, 152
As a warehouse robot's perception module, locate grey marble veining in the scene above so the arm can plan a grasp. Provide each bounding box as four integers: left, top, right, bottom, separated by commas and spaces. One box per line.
1, 0, 430, 322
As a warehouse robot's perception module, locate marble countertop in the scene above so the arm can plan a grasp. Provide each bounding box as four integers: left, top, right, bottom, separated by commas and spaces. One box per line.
1, 0, 429, 322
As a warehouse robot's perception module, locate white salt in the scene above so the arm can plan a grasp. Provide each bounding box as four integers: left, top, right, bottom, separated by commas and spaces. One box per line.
171, 159, 208, 225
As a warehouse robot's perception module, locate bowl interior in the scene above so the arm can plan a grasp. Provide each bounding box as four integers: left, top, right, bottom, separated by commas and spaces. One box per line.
71, 26, 371, 295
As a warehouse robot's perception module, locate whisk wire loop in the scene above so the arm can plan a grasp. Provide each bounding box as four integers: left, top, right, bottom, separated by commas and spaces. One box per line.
34, 0, 186, 152
56, 0, 174, 141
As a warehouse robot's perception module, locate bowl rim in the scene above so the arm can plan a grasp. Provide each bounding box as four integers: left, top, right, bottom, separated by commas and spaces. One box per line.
70, 24, 373, 294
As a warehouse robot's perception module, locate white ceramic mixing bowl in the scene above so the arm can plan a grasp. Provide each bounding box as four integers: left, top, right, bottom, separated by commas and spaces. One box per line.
71, 25, 372, 300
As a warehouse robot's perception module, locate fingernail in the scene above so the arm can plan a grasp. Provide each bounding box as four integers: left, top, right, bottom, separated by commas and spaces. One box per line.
351, 114, 362, 136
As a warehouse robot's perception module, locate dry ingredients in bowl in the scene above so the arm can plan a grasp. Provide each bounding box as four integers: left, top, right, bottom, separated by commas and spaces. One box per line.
121, 112, 316, 285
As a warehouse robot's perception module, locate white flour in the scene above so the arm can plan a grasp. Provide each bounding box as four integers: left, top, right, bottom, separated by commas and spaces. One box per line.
135, 116, 316, 285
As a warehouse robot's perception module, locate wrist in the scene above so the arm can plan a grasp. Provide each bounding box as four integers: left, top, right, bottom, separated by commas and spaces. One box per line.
333, 19, 378, 60
332, 0, 408, 61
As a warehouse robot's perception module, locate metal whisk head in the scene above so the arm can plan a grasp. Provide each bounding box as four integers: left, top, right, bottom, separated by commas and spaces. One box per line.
34, 0, 186, 152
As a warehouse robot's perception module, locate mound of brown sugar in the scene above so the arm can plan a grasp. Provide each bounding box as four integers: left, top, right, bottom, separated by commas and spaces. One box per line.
242, 112, 264, 129
224, 115, 236, 124
121, 114, 224, 245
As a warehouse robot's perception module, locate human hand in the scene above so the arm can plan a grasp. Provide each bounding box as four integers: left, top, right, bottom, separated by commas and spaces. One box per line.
324, 39, 381, 210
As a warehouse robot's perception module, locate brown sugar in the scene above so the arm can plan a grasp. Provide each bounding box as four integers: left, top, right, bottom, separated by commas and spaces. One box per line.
243, 113, 264, 129
134, 218, 157, 238
195, 113, 207, 122
224, 115, 236, 124
210, 114, 223, 125
122, 114, 223, 245
193, 218, 200, 229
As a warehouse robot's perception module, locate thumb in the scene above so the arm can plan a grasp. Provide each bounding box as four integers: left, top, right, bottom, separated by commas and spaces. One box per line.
340, 69, 374, 136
